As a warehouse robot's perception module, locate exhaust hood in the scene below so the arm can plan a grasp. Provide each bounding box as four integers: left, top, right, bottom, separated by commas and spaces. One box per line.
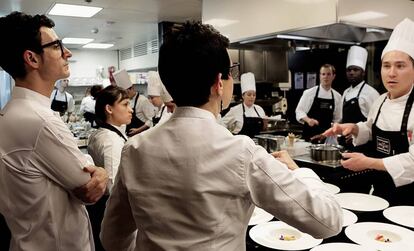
203, 0, 414, 45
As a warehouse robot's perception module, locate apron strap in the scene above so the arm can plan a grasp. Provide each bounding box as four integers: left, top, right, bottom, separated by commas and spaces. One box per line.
100, 123, 128, 142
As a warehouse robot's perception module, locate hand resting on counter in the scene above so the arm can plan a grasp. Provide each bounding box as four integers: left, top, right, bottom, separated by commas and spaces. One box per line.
271, 150, 299, 170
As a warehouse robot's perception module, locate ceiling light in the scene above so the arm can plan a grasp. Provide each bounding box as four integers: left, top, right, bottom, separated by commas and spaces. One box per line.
48, 3, 102, 18
83, 43, 114, 49
204, 18, 239, 28
341, 11, 388, 22
62, 38, 94, 44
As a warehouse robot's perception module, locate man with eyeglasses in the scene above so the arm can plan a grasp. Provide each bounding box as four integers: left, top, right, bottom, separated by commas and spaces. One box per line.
0, 11, 108, 251
100, 21, 342, 251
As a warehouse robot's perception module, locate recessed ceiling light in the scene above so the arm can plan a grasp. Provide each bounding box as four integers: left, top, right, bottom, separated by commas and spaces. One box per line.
83, 43, 114, 49
48, 3, 102, 18
62, 38, 94, 44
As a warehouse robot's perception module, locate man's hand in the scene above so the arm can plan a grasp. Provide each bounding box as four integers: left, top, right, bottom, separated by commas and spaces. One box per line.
305, 117, 319, 127
310, 134, 326, 144
127, 128, 140, 137
323, 123, 358, 137
271, 150, 299, 170
341, 152, 384, 172
73, 166, 108, 203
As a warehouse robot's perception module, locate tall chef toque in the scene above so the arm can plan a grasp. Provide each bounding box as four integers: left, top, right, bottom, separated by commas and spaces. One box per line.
147, 71, 173, 102
381, 18, 414, 60
240, 72, 256, 94
113, 69, 133, 89
346, 46, 368, 70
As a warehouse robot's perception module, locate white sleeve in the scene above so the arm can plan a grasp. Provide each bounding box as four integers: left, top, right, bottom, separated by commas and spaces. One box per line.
383, 146, 414, 187
255, 105, 266, 117
295, 89, 314, 123
79, 98, 87, 114
220, 105, 241, 134
101, 171, 137, 251
67, 93, 75, 113
360, 86, 380, 118
102, 134, 124, 192
245, 143, 343, 238
333, 91, 342, 123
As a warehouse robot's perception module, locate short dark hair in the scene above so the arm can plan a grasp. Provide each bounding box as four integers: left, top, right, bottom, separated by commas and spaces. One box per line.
0, 11, 55, 79
90, 85, 103, 99
95, 86, 129, 125
320, 64, 336, 74
158, 21, 230, 107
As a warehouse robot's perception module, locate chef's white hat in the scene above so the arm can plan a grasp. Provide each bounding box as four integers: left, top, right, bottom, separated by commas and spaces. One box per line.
241, 72, 256, 94
381, 18, 414, 60
113, 69, 133, 89
147, 71, 173, 102
346, 46, 368, 70
147, 71, 162, 96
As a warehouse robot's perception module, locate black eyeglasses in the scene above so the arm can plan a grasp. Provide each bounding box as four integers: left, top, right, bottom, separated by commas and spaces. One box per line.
40, 39, 64, 57
222, 63, 240, 80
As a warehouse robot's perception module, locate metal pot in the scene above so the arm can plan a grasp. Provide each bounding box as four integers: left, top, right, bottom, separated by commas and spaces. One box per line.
308, 144, 344, 162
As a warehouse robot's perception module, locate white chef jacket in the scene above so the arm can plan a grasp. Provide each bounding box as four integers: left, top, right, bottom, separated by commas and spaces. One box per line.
153, 104, 172, 127
354, 88, 414, 187
0, 87, 94, 251
50, 89, 75, 113
100, 106, 342, 251
88, 125, 127, 193
295, 85, 342, 123
341, 81, 380, 119
221, 103, 266, 134
80, 95, 96, 114
131, 93, 157, 127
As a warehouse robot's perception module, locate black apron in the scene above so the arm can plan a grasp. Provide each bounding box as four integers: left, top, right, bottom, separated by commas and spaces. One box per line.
126, 94, 145, 134
50, 90, 68, 116
302, 86, 335, 141
370, 90, 414, 206
83, 112, 97, 127
342, 82, 367, 123
238, 104, 264, 138
152, 105, 166, 126
100, 123, 128, 142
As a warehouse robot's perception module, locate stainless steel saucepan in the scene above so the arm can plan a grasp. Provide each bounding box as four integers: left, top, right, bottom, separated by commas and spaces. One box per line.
308, 144, 344, 162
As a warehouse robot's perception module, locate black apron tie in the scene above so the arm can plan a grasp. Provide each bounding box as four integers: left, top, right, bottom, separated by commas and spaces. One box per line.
152, 105, 166, 126
342, 82, 367, 123
99, 123, 128, 142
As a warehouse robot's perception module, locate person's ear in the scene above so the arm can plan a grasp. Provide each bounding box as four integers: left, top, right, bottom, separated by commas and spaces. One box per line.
105, 104, 113, 115
212, 73, 224, 95
23, 50, 40, 68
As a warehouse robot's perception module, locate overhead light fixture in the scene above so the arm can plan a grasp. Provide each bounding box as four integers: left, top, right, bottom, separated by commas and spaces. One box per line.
83, 43, 114, 49
62, 38, 94, 44
276, 34, 358, 45
204, 18, 239, 28
48, 3, 102, 18
366, 28, 386, 34
341, 11, 388, 22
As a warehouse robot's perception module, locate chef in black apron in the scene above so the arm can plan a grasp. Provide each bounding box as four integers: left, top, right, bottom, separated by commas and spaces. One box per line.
341, 46, 380, 149
296, 64, 342, 141
324, 18, 414, 206
113, 69, 154, 136
147, 71, 172, 127
50, 79, 74, 116
221, 72, 267, 138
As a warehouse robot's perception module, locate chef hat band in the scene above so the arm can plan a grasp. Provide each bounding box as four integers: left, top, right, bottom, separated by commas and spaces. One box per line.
346, 46, 368, 70
113, 69, 133, 89
382, 18, 414, 60
240, 72, 256, 94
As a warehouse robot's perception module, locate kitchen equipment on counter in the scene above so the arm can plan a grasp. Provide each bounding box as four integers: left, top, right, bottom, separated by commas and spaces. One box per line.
308, 144, 344, 162
255, 134, 286, 152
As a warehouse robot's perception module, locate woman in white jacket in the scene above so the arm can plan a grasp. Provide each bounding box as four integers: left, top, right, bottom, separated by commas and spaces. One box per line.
87, 85, 132, 251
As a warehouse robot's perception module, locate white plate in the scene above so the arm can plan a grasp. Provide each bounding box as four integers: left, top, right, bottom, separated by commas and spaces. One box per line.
310, 242, 374, 251
325, 183, 340, 194
342, 209, 358, 227
383, 206, 414, 229
345, 222, 414, 250
335, 193, 389, 212
249, 221, 323, 250
248, 206, 274, 226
